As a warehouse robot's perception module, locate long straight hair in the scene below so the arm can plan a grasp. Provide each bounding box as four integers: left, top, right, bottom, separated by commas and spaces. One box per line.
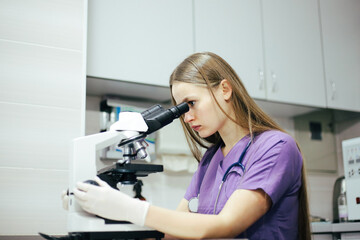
169, 52, 311, 240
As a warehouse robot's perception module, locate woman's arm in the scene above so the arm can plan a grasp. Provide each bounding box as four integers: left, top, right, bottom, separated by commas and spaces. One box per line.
145, 188, 271, 239
175, 198, 190, 212
163, 198, 190, 239
75, 178, 270, 239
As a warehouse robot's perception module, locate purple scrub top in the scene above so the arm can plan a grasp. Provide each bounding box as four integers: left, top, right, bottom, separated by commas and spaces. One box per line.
184, 130, 303, 240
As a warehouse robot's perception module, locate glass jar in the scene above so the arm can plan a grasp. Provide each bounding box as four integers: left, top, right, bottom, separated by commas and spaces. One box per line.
338, 180, 348, 222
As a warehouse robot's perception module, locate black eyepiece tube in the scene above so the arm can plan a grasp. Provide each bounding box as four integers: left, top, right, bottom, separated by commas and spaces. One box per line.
143, 102, 189, 135
141, 104, 163, 119
169, 102, 190, 118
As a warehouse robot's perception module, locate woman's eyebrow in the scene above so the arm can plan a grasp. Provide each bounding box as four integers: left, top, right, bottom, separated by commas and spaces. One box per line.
177, 94, 197, 104
175, 97, 189, 105
181, 97, 189, 103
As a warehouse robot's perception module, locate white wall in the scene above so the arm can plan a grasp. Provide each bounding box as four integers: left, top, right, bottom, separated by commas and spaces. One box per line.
0, 0, 87, 235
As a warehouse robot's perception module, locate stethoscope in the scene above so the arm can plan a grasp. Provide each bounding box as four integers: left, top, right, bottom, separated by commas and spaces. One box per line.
188, 139, 252, 214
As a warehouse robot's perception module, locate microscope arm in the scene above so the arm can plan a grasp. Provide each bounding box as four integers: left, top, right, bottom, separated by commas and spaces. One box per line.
69, 131, 138, 196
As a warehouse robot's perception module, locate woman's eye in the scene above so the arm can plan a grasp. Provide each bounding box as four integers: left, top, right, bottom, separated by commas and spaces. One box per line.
187, 101, 195, 107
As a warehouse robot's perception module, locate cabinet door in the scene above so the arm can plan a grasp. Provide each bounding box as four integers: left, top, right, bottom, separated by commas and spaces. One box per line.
262, 0, 326, 107
87, 0, 193, 87
194, 0, 266, 99
320, 0, 360, 112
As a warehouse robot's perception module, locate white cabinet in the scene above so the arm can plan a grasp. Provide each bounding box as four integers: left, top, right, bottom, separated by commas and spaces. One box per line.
87, 0, 194, 87
87, 0, 360, 112
319, 0, 360, 112
262, 0, 326, 107
195, 0, 326, 107
194, 0, 266, 99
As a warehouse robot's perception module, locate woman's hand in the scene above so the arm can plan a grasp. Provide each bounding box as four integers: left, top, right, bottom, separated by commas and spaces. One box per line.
73, 176, 150, 226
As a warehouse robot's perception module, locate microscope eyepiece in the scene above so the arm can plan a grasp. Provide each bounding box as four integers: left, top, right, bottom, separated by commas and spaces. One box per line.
142, 102, 189, 135
169, 102, 189, 118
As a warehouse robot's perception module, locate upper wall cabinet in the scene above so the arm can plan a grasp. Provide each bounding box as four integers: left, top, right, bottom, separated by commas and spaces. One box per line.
319, 0, 360, 112
195, 0, 326, 108
262, 0, 326, 108
194, 0, 266, 100
87, 0, 194, 87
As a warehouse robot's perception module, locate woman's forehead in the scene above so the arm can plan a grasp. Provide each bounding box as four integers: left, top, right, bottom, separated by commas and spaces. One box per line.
172, 82, 208, 104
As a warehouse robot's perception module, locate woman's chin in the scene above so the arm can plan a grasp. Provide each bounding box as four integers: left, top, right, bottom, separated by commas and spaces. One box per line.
198, 131, 211, 139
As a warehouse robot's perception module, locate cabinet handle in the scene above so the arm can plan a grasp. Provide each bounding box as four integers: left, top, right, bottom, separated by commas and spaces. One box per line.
259, 70, 264, 90
271, 71, 277, 92
331, 80, 336, 100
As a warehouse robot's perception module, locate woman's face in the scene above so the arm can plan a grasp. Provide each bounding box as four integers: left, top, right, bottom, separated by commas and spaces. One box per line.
172, 81, 229, 138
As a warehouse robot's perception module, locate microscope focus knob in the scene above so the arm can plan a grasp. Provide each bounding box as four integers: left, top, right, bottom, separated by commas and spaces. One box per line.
83, 179, 100, 186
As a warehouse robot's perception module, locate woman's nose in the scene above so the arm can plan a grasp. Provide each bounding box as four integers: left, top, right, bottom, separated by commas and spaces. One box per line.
183, 111, 194, 123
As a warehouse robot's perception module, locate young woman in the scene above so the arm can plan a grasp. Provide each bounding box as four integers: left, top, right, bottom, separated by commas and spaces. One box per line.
74, 52, 311, 240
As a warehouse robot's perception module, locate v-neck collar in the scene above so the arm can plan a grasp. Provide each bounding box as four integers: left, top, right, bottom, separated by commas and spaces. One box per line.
218, 134, 251, 172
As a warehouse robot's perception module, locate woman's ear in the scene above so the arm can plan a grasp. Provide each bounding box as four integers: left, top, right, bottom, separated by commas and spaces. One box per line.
220, 79, 232, 101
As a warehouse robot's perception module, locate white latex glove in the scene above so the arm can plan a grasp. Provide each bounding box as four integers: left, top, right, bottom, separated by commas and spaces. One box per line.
73, 176, 150, 226
61, 189, 69, 210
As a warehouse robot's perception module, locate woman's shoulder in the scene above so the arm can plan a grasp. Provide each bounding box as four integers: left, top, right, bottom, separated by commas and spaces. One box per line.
251, 130, 302, 167
254, 130, 297, 149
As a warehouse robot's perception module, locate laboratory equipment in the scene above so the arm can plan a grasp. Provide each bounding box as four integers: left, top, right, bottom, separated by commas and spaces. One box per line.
342, 136, 360, 221
66, 102, 188, 239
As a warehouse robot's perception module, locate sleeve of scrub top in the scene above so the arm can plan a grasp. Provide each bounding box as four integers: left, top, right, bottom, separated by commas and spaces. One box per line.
238, 133, 302, 206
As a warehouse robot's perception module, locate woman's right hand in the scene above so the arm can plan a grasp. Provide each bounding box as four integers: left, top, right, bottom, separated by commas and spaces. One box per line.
61, 189, 69, 210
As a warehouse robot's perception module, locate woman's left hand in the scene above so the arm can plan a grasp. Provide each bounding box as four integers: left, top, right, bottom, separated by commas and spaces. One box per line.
73, 176, 150, 226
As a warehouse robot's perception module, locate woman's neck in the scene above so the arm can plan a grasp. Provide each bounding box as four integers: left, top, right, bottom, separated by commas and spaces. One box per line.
219, 121, 249, 156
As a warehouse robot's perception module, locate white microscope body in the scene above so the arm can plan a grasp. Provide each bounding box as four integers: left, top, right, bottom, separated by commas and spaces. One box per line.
66, 103, 189, 239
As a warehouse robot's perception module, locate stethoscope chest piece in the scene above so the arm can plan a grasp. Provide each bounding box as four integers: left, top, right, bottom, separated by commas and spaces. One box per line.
188, 196, 199, 213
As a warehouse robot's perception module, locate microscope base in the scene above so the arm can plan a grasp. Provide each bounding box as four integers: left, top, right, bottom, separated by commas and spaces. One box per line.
70, 230, 164, 240
67, 212, 163, 240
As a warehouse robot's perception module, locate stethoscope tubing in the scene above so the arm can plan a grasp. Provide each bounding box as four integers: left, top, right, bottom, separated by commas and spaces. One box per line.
214, 139, 252, 214
189, 138, 253, 214
221, 139, 251, 182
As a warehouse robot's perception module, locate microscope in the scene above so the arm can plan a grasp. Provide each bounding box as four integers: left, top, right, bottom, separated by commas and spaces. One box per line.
66, 102, 189, 240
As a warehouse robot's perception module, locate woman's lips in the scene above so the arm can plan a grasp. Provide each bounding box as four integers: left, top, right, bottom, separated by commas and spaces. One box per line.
191, 125, 201, 131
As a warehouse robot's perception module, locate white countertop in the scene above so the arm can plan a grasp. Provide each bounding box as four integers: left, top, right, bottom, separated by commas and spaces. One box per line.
312, 222, 360, 234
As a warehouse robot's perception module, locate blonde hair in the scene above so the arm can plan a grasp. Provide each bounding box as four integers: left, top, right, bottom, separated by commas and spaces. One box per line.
169, 52, 311, 240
